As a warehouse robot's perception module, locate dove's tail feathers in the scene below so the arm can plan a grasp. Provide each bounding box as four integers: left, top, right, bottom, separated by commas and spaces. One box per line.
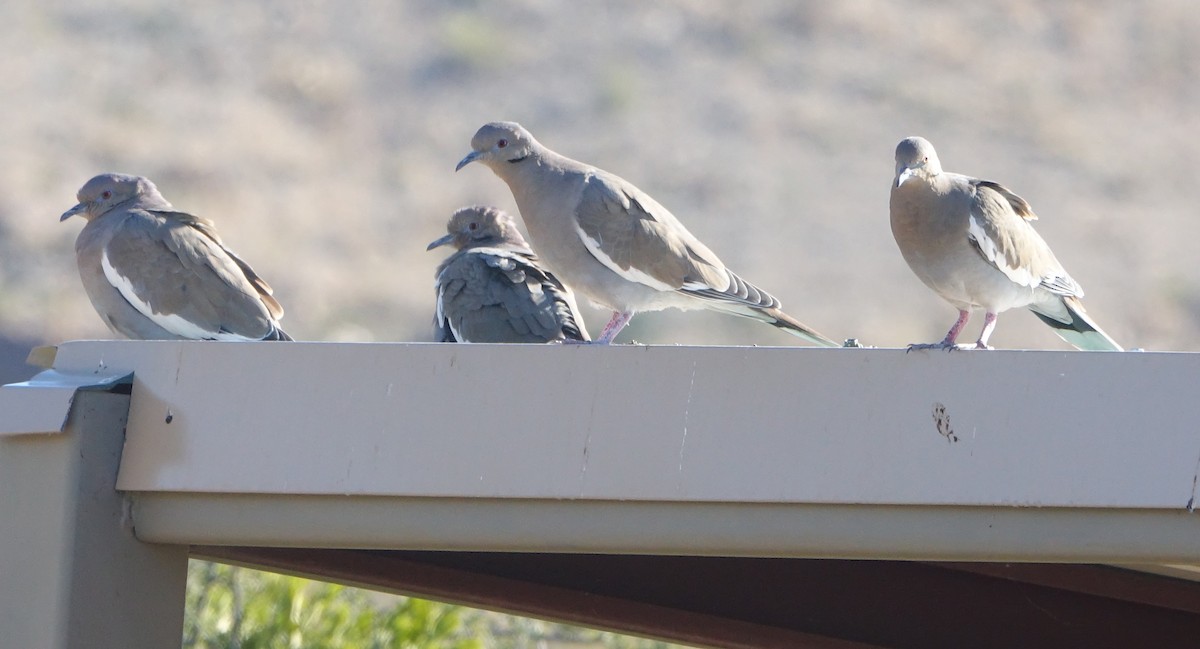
263, 325, 294, 342
1031, 296, 1122, 352
735, 306, 841, 348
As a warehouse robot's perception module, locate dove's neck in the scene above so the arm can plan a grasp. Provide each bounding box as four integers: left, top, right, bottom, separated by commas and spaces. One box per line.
131, 191, 174, 212
493, 148, 579, 226
484, 148, 593, 285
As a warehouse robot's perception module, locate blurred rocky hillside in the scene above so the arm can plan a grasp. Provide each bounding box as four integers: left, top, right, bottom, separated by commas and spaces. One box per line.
2, 0, 1197, 350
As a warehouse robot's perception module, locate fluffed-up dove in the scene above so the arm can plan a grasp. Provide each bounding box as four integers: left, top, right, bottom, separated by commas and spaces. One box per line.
456, 122, 838, 346
61, 173, 292, 341
890, 137, 1121, 351
428, 205, 590, 343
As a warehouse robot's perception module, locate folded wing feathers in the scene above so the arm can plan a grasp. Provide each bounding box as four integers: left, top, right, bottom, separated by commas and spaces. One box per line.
433, 274, 464, 342
500, 250, 589, 342
575, 221, 677, 292
575, 176, 797, 314
966, 183, 1087, 299
155, 210, 285, 319
101, 249, 216, 339
682, 268, 781, 309
1039, 274, 1084, 298
436, 247, 587, 342
976, 180, 1037, 220
966, 213, 1039, 288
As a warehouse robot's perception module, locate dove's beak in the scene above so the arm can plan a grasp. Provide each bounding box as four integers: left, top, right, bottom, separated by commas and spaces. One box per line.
427, 234, 455, 251
60, 203, 87, 222
455, 150, 483, 172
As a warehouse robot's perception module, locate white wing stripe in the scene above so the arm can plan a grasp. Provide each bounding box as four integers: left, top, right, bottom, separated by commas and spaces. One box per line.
101, 249, 250, 341
573, 224, 675, 292
446, 312, 463, 342
967, 214, 1037, 288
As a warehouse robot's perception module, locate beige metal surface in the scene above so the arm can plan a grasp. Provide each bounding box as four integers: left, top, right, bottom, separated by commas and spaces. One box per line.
0, 388, 188, 649
0, 367, 130, 436
130, 494, 1200, 563
14, 339, 1200, 563
41, 340, 1199, 508
42, 338, 1200, 561
5, 340, 1200, 647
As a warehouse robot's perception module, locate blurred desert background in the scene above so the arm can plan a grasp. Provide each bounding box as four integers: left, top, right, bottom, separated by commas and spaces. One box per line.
2, 0, 1198, 364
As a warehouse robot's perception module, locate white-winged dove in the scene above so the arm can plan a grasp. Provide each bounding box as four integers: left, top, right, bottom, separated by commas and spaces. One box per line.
428, 206, 590, 343
61, 173, 292, 341
890, 137, 1121, 351
455, 122, 838, 346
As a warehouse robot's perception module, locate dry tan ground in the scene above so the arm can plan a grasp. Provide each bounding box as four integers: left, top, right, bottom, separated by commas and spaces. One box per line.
2, 1, 1198, 351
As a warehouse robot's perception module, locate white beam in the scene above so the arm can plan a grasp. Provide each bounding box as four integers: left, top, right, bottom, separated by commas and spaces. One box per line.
29, 340, 1200, 563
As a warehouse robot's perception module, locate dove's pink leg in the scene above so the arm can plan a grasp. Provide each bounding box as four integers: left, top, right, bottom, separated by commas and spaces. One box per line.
909, 309, 971, 351
594, 311, 634, 345
968, 312, 998, 350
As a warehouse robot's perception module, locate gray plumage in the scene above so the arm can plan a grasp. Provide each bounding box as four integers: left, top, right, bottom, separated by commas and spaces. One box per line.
456, 121, 838, 346
428, 206, 589, 343
890, 137, 1121, 351
61, 173, 292, 341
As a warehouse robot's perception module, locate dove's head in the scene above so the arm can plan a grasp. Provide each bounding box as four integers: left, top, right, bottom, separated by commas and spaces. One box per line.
61, 173, 166, 222
893, 137, 943, 188
456, 122, 539, 172
427, 205, 527, 252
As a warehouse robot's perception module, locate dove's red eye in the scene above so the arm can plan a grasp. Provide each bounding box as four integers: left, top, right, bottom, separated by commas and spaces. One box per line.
497, 139, 508, 148
102, 190, 112, 199
468, 222, 478, 230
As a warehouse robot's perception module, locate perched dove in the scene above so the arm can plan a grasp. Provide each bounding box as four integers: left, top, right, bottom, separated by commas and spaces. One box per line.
428, 206, 589, 343
61, 173, 292, 341
456, 122, 838, 346
890, 137, 1120, 351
